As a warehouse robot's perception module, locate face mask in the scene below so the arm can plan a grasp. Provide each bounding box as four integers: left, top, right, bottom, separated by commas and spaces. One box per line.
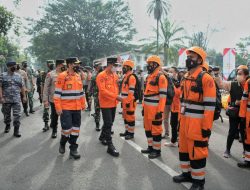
111, 66, 117, 73
23, 64, 27, 68
73, 65, 80, 72
61, 66, 66, 72
147, 65, 154, 74
236, 75, 245, 83
122, 67, 127, 74
186, 57, 199, 71
10, 67, 16, 72
49, 64, 54, 71
16, 65, 20, 70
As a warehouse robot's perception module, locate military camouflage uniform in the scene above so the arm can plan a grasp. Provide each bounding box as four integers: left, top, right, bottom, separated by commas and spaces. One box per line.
41, 71, 50, 126
90, 70, 101, 128
24, 67, 35, 112
0, 72, 23, 130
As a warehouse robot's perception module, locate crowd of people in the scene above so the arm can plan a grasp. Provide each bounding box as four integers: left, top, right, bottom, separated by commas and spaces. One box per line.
0, 46, 250, 190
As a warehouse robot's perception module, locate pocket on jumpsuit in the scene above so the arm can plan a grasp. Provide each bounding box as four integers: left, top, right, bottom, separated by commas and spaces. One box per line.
192, 140, 208, 160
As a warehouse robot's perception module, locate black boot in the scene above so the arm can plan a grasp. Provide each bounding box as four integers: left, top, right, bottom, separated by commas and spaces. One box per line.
119, 131, 128, 137
4, 125, 10, 133
141, 146, 153, 154
95, 122, 100, 132
13, 126, 21, 138
148, 150, 161, 159
70, 149, 81, 159
173, 172, 192, 183
42, 123, 49, 132
59, 136, 68, 154
125, 133, 134, 140
99, 132, 107, 145
237, 161, 250, 168
29, 109, 35, 114
189, 183, 204, 190
107, 143, 119, 157
51, 130, 57, 139
24, 110, 29, 116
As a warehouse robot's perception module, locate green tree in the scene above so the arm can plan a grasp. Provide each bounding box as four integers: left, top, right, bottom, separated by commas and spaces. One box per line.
141, 18, 186, 65
28, 0, 136, 64
147, 0, 170, 55
0, 6, 15, 36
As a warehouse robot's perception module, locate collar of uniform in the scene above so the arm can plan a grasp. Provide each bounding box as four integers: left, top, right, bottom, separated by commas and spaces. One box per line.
105, 69, 114, 76
150, 67, 160, 77
187, 67, 202, 79
125, 71, 133, 77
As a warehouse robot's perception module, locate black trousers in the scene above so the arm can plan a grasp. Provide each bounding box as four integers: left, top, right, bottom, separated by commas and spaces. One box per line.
227, 116, 246, 152
50, 102, 58, 132
20, 92, 28, 112
101, 107, 116, 143
170, 112, 178, 143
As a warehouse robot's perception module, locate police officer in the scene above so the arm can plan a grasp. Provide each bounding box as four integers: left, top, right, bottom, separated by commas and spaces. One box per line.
90, 61, 103, 131
41, 60, 55, 132
16, 62, 30, 116
96, 57, 121, 157
43, 59, 66, 138
22, 61, 35, 114
0, 61, 27, 137
54, 57, 85, 159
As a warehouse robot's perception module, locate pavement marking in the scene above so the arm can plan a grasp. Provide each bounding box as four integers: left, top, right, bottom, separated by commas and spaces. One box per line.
222, 117, 229, 121
121, 137, 191, 189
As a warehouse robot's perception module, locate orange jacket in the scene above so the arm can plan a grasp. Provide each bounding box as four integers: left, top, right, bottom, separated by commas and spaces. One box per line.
54, 71, 85, 111
171, 86, 181, 113
121, 71, 136, 104
143, 68, 168, 119
96, 70, 119, 108
180, 67, 216, 140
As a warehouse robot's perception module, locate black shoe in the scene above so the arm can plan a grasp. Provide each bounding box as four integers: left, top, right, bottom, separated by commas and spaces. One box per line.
148, 151, 161, 159
237, 161, 250, 168
125, 134, 134, 140
173, 173, 192, 183
24, 110, 29, 116
119, 131, 127, 137
51, 131, 57, 139
107, 144, 119, 157
101, 139, 108, 146
59, 143, 66, 154
189, 183, 204, 190
4, 125, 10, 133
111, 131, 114, 135
29, 110, 35, 114
42, 124, 49, 132
69, 150, 81, 159
95, 123, 100, 131
141, 147, 153, 154
13, 127, 21, 138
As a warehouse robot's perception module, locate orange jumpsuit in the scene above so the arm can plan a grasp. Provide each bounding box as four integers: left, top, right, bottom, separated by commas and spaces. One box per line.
144, 68, 168, 153
54, 71, 85, 139
179, 67, 216, 184
121, 71, 137, 135
239, 79, 250, 162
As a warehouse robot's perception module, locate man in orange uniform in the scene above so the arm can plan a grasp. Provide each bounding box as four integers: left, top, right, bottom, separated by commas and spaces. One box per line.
54, 57, 85, 160
96, 57, 121, 157
141, 55, 168, 159
119, 60, 137, 140
173, 47, 216, 190
239, 76, 250, 168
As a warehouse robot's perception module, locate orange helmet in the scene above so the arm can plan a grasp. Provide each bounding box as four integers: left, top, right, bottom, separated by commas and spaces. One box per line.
202, 62, 209, 71
146, 55, 161, 65
237, 65, 248, 70
186, 46, 207, 64
123, 60, 135, 69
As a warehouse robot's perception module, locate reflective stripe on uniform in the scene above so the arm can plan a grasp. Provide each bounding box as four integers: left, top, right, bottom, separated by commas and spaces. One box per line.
121, 92, 128, 97
147, 137, 153, 146
242, 91, 248, 100
203, 97, 216, 111
153, 141, 161, 150
191, 168, 205, 180
245, 151, 250, 161
180, 161, 191, 172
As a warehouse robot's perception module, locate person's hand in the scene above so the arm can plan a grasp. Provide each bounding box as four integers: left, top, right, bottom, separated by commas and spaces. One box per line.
155, 112, 163, 120
56, 110, 63, 116
0, 97, 5, 104
44, 101, 49, 108
235, 100, 241, 105
116, 96, 123, 102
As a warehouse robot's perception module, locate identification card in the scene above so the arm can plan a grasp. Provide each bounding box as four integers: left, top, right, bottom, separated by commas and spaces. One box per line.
67, 84, 72, 89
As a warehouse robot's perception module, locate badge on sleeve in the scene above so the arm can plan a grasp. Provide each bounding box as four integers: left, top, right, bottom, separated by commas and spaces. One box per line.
67, 84, 72, 89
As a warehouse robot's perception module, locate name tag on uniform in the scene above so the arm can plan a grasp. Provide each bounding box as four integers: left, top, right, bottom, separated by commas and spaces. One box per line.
181, 105, 186, 115
67, 84, 72, 89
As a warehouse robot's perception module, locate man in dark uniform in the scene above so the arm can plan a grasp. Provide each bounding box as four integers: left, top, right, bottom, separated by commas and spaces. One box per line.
0, 61, 27, 137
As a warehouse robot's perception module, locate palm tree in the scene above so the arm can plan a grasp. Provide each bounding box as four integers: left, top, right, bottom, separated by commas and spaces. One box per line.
141, 18, 186, 65
147, 0, 170, 55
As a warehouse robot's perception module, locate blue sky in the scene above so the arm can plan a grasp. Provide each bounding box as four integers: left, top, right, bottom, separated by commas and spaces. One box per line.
1, 0, 250, 53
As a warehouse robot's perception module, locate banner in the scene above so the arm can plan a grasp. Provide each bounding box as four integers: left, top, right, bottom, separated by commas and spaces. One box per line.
223, 48, 236, 80
178, 48, 187, 68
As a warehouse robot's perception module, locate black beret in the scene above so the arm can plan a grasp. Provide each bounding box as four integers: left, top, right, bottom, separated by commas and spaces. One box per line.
21, 61, 27, 65
66, 57, 81, 64
6, 61, 16, 67
107, 58, 118, 65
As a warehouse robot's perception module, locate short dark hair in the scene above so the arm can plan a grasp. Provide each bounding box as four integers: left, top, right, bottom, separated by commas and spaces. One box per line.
171, 66, 178, 73
241, 68, 249, 76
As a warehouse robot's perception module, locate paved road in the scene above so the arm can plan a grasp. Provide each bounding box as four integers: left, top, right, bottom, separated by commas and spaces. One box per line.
0, 100, 249, 190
